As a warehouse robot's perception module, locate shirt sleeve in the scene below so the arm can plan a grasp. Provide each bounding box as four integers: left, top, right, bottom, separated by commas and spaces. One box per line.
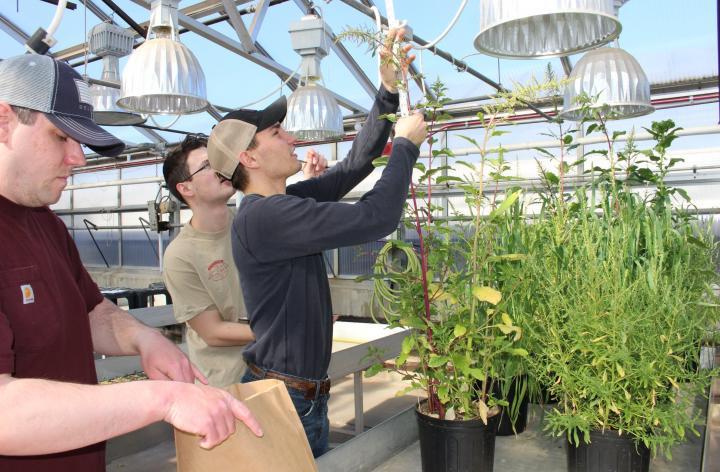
163, 244, 216, 323
235, 138, 419, 263
287, 85, 399, 202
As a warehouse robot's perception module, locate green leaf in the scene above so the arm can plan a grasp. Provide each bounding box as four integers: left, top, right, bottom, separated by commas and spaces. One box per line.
438, 384, 450, 403
468, 368, 485, 380
428, 355, 450, 368
509, 348, 529, 357
472, 286, 502, 305
456, 135, 480, 148
454, 324, 467, 338
364, 363, 383, 377
675, 188, 691, 202
455, 160, 477, 171
435, 176, 464, 184
563, 134, 573, 145
492, 129, 510, 137
612, 130, 626, 141
488, 253, 525, 262
543, 171, 560, 185
401, 335, 414, 355
533, 147, 555, 158
489, 189, 522, 219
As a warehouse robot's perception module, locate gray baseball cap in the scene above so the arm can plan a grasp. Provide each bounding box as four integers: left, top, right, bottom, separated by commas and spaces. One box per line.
0, 54, 125, 157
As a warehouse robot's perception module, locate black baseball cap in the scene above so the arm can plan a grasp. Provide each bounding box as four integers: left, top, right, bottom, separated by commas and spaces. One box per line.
220, 95, 287, 132
0, 54, 125, 157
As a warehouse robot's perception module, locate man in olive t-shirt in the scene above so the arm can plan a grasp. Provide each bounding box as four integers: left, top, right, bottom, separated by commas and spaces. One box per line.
163, 134, 326, 387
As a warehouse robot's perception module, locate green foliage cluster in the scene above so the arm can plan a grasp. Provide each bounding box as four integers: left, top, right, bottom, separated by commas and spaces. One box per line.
367, 79, 530, 423
342, 27, 719, 454
515, 96, 720, 457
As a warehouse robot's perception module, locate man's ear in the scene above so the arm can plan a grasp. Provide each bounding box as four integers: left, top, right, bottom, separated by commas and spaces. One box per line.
238, 150, 259, 169
176, 180, 194, 202
0, 102, 15, 145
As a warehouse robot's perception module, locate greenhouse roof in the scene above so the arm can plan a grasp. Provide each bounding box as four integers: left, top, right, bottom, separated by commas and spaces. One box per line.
1, 0, 717, 154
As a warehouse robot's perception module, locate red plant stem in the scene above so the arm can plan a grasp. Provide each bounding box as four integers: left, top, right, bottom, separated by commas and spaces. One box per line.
399, 63, 444, 418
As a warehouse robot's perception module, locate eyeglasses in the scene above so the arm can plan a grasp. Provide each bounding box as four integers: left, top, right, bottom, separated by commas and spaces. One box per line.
183, 160, 211, 182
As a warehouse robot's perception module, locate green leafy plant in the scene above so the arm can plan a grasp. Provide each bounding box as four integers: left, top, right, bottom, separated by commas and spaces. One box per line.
363, 75, 534, 423
519, 96, 720, 457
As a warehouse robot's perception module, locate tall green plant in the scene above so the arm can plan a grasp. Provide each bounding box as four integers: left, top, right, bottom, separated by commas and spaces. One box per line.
365, 77, 532, 422
519, 95, 720, 457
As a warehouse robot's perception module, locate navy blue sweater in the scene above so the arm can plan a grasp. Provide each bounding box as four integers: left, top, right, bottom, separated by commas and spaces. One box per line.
232, 86, 419, 379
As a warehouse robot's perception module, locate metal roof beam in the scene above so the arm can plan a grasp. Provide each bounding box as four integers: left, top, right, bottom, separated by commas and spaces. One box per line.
248, 0, 270, 42
134, 126, 167, 144
0, 12, 30, 45
83, 0, 114, 23
219, 0, 257, 52
177, 11, 367, 113
55, 0, 278, 62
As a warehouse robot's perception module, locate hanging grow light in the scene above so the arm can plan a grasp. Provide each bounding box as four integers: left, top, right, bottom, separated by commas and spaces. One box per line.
118, 0, 207, 115
560, 46, 654, 121
282, 14, 344, 142
87, 21, 146, 126
474, 0, 622, 59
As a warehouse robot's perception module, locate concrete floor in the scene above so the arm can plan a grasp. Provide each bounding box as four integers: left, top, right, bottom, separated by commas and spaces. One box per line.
107, 375, 707, 472
107, 371, 419, 471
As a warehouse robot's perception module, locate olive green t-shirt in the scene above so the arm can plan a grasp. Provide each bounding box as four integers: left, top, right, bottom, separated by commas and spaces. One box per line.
163, 209, 247, 387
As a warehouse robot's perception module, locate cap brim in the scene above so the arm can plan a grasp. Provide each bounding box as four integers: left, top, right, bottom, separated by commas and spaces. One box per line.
46, 113, 125, 157
257, 95, 287, 132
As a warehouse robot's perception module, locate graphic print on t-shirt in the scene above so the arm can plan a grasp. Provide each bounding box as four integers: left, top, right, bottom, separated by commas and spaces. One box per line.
207, 260, 229, 282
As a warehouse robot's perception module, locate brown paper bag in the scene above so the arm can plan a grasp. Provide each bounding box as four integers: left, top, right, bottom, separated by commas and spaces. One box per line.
175, 379, 318, 472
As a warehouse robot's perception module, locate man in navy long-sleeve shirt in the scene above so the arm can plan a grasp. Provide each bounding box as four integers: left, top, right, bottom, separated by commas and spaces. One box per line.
206, 29, 426, 456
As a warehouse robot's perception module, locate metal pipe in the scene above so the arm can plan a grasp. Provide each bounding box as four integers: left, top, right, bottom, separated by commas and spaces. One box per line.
66, 176, 163, 191
421, 125, 720, 158
99, 0, 148, 37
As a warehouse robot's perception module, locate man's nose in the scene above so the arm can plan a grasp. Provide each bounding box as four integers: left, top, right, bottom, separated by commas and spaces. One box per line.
281, 128, 297, 144
65, 139, 87, 167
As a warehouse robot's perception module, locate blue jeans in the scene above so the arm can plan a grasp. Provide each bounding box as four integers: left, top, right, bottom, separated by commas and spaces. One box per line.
242, 368, 330, 458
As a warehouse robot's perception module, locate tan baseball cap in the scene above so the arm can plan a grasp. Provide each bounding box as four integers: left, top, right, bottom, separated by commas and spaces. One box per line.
207, 119, 257, 179
207, 95, 287, 179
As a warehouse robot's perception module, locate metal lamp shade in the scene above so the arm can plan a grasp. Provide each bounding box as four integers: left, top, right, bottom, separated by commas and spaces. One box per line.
474, 0, 621, 59
283, 84, 344, 141
117, 37, 208, 115
561, 47, 654, 121
91, 84, 146, 126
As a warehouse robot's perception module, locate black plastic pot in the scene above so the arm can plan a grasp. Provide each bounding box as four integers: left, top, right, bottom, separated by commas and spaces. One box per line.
415, 404, 499, 472
567, 429, 650, 472
492, 376, 529, 436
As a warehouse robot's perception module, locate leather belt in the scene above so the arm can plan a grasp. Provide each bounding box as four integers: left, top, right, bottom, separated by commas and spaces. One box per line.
248, 363, 331, 400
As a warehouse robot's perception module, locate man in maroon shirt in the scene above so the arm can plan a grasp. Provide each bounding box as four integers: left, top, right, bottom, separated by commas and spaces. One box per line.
0, 54, 261, 471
